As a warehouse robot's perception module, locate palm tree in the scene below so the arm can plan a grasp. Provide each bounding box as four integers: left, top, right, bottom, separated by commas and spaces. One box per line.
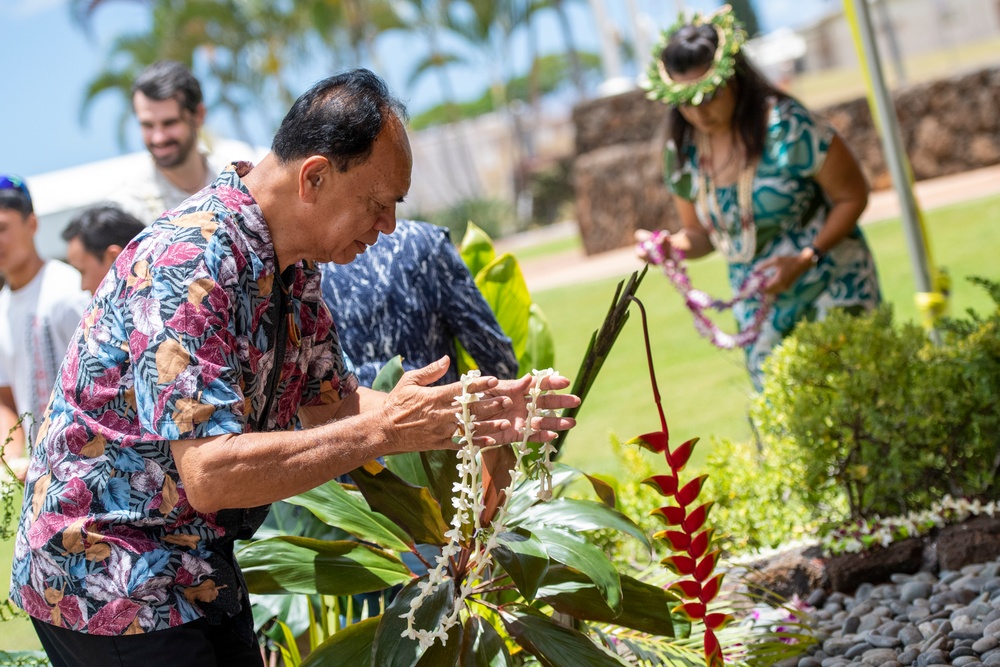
398, 0, 487, 198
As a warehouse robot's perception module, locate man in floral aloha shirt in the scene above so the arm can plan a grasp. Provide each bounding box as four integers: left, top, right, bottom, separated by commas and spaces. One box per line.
10, 69, 579, 667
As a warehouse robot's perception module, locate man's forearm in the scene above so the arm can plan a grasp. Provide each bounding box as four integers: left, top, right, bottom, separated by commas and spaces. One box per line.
171, 407, 392, 513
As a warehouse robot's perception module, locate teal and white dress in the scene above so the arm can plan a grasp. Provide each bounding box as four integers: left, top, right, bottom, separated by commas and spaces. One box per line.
666, 97, 882, 389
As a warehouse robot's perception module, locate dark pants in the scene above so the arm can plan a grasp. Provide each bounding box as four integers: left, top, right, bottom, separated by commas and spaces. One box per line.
32, 617, 265, 667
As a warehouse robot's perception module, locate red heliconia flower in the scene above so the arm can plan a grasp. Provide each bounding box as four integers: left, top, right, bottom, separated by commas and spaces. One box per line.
694, 550, 721, 582
667, 437, 699, 471
655, 529, 691, 551
704, 628, 724, 667
673, 601, 707, 621
699, 573, 725, 604
660, 554, 697, 576
704, 612, 734, 632
651, 505, 686, 526
642, 474, 679, 497
688, 528, 715, 559
682, 501, 714, 534
675, 475, 709, 506
669, 579, 702, 599
630, 430, 669, 453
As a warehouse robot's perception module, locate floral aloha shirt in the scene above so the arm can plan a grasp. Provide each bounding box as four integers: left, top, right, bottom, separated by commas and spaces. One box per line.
10, 163, 357, 638
667, 97, 882, 389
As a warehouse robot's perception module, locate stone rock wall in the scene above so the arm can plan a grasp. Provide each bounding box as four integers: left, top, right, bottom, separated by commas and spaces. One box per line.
572, 66, 1000, 255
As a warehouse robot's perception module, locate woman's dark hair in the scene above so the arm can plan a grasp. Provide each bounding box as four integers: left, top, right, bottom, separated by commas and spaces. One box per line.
131, 60, 203, 115
61, 205, 146, 258
661, 24, 786, 163
271, 68, 408, 173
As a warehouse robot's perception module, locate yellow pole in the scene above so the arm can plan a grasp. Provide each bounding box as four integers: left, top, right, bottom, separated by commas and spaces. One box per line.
843, 0, 949, 331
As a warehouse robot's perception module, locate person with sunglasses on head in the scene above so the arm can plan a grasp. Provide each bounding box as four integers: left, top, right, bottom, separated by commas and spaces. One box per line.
0, 175, 90, 480
61, 204, 146, 294
635, 5, 882, 389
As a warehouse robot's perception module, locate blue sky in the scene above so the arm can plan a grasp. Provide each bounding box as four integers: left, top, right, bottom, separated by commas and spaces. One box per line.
0, 0, 835, 178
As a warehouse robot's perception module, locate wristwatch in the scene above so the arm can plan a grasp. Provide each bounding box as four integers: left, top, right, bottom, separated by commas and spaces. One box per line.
808, 244, 825, 265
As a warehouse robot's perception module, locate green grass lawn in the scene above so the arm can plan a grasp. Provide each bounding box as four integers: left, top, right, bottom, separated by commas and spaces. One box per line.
1, 195, 997, 652
534, 194, 1000, 479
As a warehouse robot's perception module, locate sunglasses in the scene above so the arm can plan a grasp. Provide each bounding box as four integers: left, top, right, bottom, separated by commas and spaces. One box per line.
0, 175, 32, 207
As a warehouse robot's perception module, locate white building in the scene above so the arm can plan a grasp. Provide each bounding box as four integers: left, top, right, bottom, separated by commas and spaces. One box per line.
797, 0, 1000, 72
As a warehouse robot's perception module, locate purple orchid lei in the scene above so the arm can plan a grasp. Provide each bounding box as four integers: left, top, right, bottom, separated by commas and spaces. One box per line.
640, 230, 773, 350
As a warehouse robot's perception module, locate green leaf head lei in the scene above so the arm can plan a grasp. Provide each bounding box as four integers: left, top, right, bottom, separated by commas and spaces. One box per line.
642, 4, 747, 107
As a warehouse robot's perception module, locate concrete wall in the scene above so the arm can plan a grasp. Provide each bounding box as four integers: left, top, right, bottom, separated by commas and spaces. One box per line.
571, 66, 1000, 255
799, 0, 1000, 72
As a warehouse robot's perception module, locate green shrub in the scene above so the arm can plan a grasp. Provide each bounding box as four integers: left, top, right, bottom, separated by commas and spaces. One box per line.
751, 278, 1000, 522
703, 435, 839, 555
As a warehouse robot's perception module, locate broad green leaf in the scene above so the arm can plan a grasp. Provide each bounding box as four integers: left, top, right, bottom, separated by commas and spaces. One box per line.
276, 619, 302, 667
499, 604, 629, 667
476, 254, 531, 361
250, 592, 311, 637
416, 622, 462, 666
535, 566, 680, 637
372, 576, 456, 667
505, 466, 580, 517
239, 537, 411, 596
511, 497, 650, 551
584, 474, 617, 508
372, 355, 405, 393
490, 530, 549, 602
301, 615, 380, 667
461, 615, 513, 667
421, 449, 462, 527
531, 526, 622, 614
519, 303, 555, 376
387, 452, 432, 489
459, 220, 497, 278
455, 338, 478, 376
350, 461, 450, 546
284, 480, 412, 552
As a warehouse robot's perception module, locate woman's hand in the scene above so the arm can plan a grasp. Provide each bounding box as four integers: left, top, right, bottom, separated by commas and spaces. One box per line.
635, 229, 670, 264
758, 250, 814, 295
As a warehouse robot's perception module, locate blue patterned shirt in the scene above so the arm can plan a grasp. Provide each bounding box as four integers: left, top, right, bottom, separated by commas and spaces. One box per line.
320, 220, 518, 386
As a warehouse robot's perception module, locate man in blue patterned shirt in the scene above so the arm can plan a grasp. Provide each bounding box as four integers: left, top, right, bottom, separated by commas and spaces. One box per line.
321, 219, 518, 387
11, 69, 579, 667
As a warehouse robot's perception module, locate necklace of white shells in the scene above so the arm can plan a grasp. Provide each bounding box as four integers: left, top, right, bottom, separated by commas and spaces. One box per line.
639, 133, 772, 349
401, 369, 558, 650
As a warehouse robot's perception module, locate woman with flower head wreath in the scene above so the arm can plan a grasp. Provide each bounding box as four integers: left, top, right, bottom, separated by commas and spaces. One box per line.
635, 5, 882, 389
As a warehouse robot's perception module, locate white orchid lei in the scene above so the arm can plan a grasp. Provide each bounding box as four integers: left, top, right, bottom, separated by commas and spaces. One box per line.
401, 368, 558, 649
821, 495, 1000, 556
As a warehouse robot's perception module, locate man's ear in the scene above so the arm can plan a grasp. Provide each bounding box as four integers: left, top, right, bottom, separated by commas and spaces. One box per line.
103, 245, 124, 265
26, 213, 38, 235
299, 156, 331, 203
193, 102, 208, 128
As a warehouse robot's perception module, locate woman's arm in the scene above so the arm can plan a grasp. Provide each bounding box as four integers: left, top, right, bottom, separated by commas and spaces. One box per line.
761, 134, 869, 294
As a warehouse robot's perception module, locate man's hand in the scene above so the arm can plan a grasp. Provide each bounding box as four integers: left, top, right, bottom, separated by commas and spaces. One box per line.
484, 372, 579, 446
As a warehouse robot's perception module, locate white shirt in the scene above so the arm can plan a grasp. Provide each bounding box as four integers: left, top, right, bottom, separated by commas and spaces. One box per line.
112, 139, 261, 225
0, 260, 90, 442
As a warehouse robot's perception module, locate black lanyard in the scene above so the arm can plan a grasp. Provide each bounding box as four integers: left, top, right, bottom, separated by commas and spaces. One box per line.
253, 267, 292, 432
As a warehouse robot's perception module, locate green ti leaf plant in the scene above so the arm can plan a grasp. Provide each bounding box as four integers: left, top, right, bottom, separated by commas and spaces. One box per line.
456, 221, 555, 376
625, 296, 732, 667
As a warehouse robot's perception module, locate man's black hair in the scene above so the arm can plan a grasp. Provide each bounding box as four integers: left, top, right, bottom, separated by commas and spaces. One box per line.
132, 60, 203, 115
271, 68, 408, 173
62, 205, 146, 258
